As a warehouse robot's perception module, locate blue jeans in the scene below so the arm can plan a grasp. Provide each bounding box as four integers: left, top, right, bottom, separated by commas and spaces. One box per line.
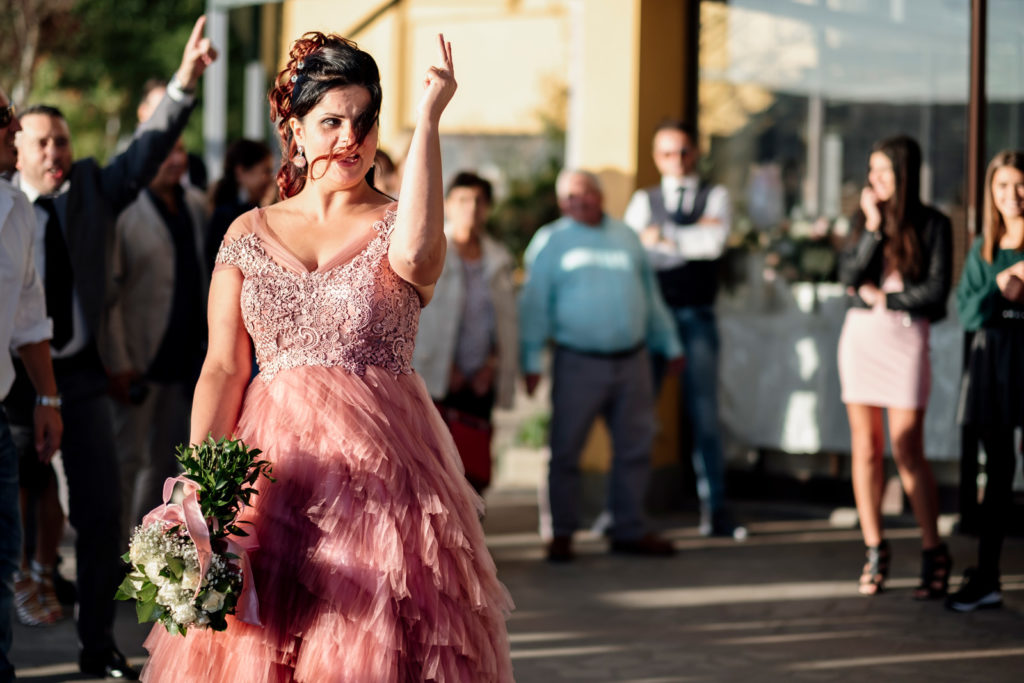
0, 408, 21, 681
657, 305, 726, 515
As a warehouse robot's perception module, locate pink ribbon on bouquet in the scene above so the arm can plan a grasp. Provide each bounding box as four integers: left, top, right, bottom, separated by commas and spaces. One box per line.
141, 475, 262, 625
225, 534, 261, 626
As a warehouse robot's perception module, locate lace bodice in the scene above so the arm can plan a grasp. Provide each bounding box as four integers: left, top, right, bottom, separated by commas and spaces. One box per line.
215, 208, 419, 382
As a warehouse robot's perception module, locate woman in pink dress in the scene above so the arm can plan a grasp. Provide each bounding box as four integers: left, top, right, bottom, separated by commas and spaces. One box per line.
837, 135, 952, 598
141, 32, 513, 682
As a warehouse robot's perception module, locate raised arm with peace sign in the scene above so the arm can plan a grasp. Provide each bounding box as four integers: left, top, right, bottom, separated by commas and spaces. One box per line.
416, 33, 457, 123
389, 33, 459, 299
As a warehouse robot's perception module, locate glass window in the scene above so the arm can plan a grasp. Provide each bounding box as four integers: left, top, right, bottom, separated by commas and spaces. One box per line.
986, 0, 1024, 160
699, 0, 970, 282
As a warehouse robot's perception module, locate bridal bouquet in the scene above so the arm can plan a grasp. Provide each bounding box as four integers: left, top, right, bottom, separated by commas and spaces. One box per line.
116, 437, 274, 635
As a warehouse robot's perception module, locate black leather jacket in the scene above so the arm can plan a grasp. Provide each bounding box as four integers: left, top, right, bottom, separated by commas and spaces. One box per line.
838, 205, 953, 323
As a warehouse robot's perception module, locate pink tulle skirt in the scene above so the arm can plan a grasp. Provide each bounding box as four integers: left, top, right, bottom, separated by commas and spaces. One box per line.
141, 366, 513, 682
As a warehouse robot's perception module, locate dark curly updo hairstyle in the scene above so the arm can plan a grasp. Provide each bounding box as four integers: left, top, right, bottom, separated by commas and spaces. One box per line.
269, 32, 382, 198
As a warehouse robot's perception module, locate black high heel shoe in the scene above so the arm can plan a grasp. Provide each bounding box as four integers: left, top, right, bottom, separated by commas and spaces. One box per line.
858, 540, 890, 596
913, 543, 952, 600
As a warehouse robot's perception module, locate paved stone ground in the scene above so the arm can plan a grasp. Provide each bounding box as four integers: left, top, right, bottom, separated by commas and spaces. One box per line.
8, 484, 1024, 682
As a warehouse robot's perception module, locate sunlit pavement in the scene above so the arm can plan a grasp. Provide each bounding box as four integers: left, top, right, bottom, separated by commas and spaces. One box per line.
9, 487, 1024, 682
485, 490, 1024, 683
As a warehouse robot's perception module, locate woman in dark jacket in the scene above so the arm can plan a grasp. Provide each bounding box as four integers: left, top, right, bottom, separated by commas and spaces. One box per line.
948, 150, 1024, 612
837, 135, 953, 598
204, 138, 274, 271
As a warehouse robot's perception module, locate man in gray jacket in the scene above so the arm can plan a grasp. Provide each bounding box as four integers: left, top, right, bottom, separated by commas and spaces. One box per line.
103, 136, 209, 540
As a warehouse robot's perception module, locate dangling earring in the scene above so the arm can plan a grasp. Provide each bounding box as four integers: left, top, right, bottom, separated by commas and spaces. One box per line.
293, 145, 307, 169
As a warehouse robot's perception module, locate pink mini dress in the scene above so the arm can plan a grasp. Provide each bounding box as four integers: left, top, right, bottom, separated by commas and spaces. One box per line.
838, 266, 931, 409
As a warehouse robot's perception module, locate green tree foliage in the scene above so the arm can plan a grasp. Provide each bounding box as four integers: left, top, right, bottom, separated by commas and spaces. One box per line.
3, 0, 209, 161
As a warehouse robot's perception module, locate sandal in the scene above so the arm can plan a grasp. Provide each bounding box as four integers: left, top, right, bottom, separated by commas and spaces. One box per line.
913, 543, 952, 600
858, 540, 890, 595
31, 561, 63, 622
13, 572, 56, 626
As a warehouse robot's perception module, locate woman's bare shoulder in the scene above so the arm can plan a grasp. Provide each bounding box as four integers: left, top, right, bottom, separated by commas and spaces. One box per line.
222, 207, 263, 243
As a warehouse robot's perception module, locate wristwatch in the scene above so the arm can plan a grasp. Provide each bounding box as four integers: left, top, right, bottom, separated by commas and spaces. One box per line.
36, 394, 63, 409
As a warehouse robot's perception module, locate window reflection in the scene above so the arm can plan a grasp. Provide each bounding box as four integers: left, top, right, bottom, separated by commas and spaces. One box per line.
986, 0, 1024, 159
699, 0, 970, 283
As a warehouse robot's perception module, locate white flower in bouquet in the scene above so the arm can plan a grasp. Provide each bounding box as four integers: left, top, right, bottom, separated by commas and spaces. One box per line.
181, 567, 201, 592
201, 590, 226, 612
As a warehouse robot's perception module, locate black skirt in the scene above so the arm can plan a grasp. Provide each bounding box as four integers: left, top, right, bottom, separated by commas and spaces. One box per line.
958, 324, 1024, 427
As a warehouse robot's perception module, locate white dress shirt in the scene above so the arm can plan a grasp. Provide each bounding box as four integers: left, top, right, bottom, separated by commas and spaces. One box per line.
623, 174, 732, 270
16, 177, 90, 359
0, 179, 52, 398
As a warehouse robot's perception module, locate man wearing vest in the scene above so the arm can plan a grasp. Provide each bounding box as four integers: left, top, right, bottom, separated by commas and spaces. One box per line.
624, 119, 746, 540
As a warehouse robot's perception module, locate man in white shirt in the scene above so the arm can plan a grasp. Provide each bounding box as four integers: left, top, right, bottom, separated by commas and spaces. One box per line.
0, 84, 62, 683
6, 17, 216, 679
623, 119, 745, 540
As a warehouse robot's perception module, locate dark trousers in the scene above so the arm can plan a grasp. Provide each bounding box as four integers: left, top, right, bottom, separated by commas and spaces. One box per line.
0, 408, 20, 681
549, 346, 655, 541
976, 426, 1020, 580
10, 356, 123, 653
60, 367, 123, 652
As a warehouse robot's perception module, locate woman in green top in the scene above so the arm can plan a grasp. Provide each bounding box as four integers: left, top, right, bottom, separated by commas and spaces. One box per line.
950, 150, 1024, 612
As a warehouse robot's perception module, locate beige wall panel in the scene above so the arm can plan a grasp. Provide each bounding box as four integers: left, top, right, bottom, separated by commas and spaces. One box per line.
402, 16, 568, 134
566, 0, 640, 216
281, 1, 570, 147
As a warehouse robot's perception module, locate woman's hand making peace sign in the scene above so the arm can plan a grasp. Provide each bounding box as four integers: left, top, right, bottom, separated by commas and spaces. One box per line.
417, 34, 457, 123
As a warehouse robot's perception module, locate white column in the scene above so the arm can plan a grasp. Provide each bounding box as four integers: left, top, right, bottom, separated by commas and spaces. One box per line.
244, 61, 266, 141
204, 3, 229, 181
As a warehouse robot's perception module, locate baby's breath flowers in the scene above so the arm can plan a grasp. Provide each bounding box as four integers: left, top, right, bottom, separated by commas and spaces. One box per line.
116, 437, 273, 635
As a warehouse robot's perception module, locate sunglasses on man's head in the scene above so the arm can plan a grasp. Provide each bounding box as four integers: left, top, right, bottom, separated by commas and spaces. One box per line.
0, 104, 15, 128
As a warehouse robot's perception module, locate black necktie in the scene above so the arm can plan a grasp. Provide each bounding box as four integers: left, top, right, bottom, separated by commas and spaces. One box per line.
670, 186, 687, 225
37, 196, 74, 351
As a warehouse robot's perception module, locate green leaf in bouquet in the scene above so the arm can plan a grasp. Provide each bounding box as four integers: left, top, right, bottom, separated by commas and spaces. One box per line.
114, 574, 141, 600
165, 555, 185, 579
137, 583, 158, 603
120, 551, 131, 563
136, 598, 158, 623
208, 612, 228, 631
163, 618, 182, 636
173, 435, 274, 540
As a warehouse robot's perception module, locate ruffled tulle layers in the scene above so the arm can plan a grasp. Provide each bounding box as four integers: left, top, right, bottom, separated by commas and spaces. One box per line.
141, 366, 513, 682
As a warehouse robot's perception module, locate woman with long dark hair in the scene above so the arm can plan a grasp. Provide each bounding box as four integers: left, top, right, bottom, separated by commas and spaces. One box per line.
140, 32, 513, 682
837, 135, 953, 598
948, 150, 1024, 612
204, 138, 273, 272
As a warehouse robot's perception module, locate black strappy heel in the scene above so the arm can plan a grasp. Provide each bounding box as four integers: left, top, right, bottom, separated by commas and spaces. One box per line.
858, 540, 890, 596
913, 543, 952, 600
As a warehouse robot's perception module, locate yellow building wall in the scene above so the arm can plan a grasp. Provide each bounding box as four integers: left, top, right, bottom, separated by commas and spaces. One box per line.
279, 0, 570, 156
